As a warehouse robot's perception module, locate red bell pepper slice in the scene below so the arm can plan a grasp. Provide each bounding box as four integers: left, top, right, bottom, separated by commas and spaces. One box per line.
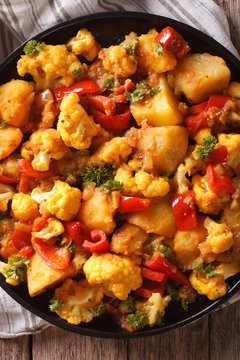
18, 159, 58, 179
18, 173, 31, 193
205, 94, 231, 111
105, 303, 134, 332
18, 246, 34, 259
32, 237, 70, 270
94, 105, 130, 130
185, 112, 207, 138
155, 26, 190, 59
172, 191, 197, 231
205, 164, 236, 194
118, 196, 151, 213
82, 229, 109, 254
144, 253, 191, 286
9, 229, 32, 251
64, 221, 91, 245
53, 80, 100, 102
0, 174, 18, 185
135, 278, 167, 298
191, 101, 208, 115
114, 81, 134, 95
141, 267, 167, 283
86, 95, 116, 115
205, 145, 228, 168
113, 94, 127, 103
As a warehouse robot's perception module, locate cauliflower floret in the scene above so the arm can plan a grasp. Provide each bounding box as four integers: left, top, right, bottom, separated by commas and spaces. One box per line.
32, 180, 81, 221
110, 223, 148, 256
135, 171, 170, 198
0, 126, 23, 160
184, 145, 203, 175
98, 45, 137, 78
0, 184, 16, 212
218, 133, 240, 175
88, 137, 132, 168
32, 217, 64, 240
204, 217, 234, 254
67, 28, 100, 61
57, 93, 99, 150
172, 164, 190, 194
83, 253, 142, 300
11, 193, 39, 221
114, 165, 140, 196
21, 129, 69, 171
135, 293, 171, 327
189, 270, 226, 300
0, 79, 35, 127
51, 278, 104, 325
17, 45, 83, 90
71, 245, 88, 272
192, 174, 230, 215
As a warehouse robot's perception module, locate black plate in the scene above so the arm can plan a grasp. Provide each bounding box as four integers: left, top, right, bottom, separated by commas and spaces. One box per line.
0, 12, 240, 339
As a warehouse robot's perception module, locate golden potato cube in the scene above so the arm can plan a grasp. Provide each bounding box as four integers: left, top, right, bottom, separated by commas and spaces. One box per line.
0, 126, 23, 160
227, 81, 240, 98
27, 253, 76, 297
130, 74, 183, 127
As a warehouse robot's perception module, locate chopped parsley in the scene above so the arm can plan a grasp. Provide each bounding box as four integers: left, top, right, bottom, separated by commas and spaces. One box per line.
67, 243, 76, 254
23, 40, 46, 56
103, 77, 114, 90
196, 136, 217, 161
126, 311, 148, 330
166, 283, 188, 311
155, 245, 173, 258
3, 255, 29, 282
72, 67, 83, 77
121, 36, 139, 57
101, 180, 123, 192
155, 42, 164, 55
124, 80, 160, 103
49, 299, 63, 312
0, 119, 6, 128
119, 295, 136, 313
82, 164, 123, 192
94, 302, 106, 317
194, 263, 217, 279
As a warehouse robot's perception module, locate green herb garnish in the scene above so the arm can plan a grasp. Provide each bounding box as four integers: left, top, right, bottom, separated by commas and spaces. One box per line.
126, 311, 148, 330
196, 136, 217, 161
72, 67, 83, 77
119, 295, 136, 313
155, 245, 173, 258
124, 80, 160, 103
67, 243, 76, 254
49, 299, 63, 312
161, 172, 171, 183
81, 164, 114, 186
166, 283, 188, 312
103, 77, 114, 90
94, 302, 106, 317
23, 40, 46, 56
155, 42, 164, 55
121, 36, 139, 57
168, 74, 176, 79
101, 180, 123, 192
0, 119, 6, 128
194, 263, 217, 279
3, 255, 29, 282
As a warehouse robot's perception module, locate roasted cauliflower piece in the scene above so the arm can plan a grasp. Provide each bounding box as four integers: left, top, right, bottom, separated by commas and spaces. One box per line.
67, 28, 99, 61
189, 269, 226, 300
1, 155, 20, 181
0, 79, 35, 127
88, 137, 132, 168
192, 174, 230, 215
0, 184, 16, 212
203, 217, 234, 254
32, 217, 64, 240
168, 53, 231, 103
98, 45, 137, 78
83, 253, 142, 300
57, 93, 99, 150
21, 129, 69, 171
0, 126, 23, 160
17, 44, 83, 90
33, 89, 57, 130
51, 278, 104, 325
226, 81, 240, 98
172, 164, 190, 194
110, 223, 148, 256
135, 293, 171, 327
218, 133, 240, 175
31, 180, 81, 221
11, 193, 39, 222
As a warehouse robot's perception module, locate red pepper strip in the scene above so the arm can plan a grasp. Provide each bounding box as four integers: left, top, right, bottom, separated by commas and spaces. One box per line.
144, 253, 191, 286
94, 105, 130, 130
18, 159, 58, 179
135, 278, 167, 298
205, 94, 231, 111
32, 217, 49, 232
82, 229, 109, 254
32, 237, 70, 270
64, 221, 91, 245
86, 95, 116, 115
205, 164, 236, 194
172, 190, 197, 231
118, 196, 151, 213
18, 173, 31, 193
204, 145, 228, 169
105, 303, 134, 332
155, 26, 190, 59
141, 267, 167, 283
53, 80, 100, 102
0, 174, 18, 185
185, 112, 207, 138
191, 101, 208, 115
9, 229, 32, 251
18, 246, 34, 259
114, 81, 134, 95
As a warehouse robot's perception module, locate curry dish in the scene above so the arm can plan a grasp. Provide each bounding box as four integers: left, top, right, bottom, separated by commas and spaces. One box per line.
0, 26, 240, 332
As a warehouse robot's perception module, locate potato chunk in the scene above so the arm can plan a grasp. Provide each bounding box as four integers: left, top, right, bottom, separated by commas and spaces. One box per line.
127, 195, 177, 238
168, 53, 231, 103
0, 126, 23, 160
130, 74, 183, 127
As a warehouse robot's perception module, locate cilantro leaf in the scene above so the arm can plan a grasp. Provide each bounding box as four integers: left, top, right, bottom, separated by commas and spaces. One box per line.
124, 80, 160, 103
94, 302, 106, 317
155, 42, 164, 55
119, 295, 136, 313
23, 40, 46, 56
103, 77, 114, 90
101, 180, 123, 192
81, 164, 114, 186
67, 243, 76, 254
3, 255, 29, 282
72, 67, 83, 77
196, 136, 217, 161
49, 299, 63, 312
155, 245, 173, 258
126, 311, 148, 330
194, 263, 217, 279
121, 36, 139, 57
